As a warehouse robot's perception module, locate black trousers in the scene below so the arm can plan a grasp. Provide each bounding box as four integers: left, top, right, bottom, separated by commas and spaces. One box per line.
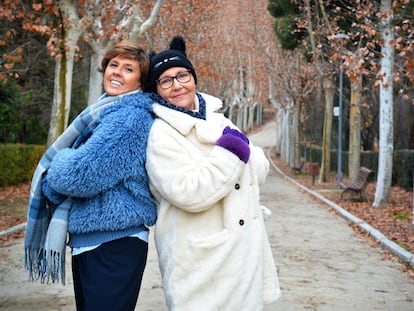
72, 237, 148, 311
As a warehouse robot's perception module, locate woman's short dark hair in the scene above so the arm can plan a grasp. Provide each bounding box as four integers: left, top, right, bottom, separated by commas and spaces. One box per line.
99, 42, 150, 91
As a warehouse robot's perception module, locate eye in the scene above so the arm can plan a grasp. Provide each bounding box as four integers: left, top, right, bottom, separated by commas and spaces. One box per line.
160, 77, 172, 86
125, 67, 133, 73
177, 72, 189, 79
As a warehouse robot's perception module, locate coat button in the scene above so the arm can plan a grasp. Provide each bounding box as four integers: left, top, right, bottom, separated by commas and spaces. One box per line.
239, 219, 244, 226
235, 183, 240, 190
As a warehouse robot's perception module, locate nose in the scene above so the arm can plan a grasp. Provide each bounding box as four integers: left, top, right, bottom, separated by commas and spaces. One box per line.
112, 67, 121, 76
171, 78, 183, 89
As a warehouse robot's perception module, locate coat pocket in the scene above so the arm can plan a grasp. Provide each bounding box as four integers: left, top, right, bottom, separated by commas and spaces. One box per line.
188, 229, 229, 249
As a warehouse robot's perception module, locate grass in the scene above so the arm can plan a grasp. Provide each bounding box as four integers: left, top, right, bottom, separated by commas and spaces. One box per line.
393, 212, 410, 220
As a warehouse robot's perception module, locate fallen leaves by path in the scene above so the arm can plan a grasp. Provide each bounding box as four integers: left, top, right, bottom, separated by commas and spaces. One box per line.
0, 183, 29, 245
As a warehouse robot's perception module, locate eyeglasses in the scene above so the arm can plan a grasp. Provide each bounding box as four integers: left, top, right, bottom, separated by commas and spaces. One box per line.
156, 70, 192, 89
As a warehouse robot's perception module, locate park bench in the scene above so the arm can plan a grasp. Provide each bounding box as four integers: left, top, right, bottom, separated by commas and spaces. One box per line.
291, 160, 305, 173
340, 167, 374, 201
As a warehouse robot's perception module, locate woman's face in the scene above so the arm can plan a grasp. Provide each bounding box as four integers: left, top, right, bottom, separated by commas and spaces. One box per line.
156, 67, 196, 110
103, 56, 141, 96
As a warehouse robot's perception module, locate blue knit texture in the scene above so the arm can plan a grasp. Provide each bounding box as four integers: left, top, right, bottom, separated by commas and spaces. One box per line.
45, 92, 157, 246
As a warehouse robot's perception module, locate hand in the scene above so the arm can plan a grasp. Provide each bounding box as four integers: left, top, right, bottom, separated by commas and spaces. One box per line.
222, 126, 249, 144
215, 126, 250, 163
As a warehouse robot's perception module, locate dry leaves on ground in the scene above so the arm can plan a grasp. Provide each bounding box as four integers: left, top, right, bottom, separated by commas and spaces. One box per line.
0, 183, 29, 244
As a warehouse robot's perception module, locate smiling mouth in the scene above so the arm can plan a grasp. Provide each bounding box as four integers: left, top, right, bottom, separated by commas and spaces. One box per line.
110, 80, 122, 87
173, 93, 187, 98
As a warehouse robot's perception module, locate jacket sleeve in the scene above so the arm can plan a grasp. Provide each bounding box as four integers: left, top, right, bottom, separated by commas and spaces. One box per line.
249, 145, 269, 186
46, 99, 152, 198
146, 120, 245, 213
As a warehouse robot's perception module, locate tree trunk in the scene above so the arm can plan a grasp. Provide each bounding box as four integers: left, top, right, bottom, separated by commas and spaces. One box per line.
274, 108, 283, 156
46, 28, 79, 146
236, 106, 243, 129
247, 103, 256, 132
294, 99, 302, 169
318, 75, 333, 184
228, 105, 234, 123
373, 0, 394, 208
288, 108, 295, 167
87, 53, 104, 105
268, 83, 283, 156
47, 59, 67, 146
243, 105, 249, 132
282, 109, 290, 163
46, 0, 81, 145
348, 74, 362, 181
255, 103, 262, 126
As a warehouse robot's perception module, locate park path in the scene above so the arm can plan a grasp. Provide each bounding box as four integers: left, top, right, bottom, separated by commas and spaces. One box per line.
1, 121, 414, 310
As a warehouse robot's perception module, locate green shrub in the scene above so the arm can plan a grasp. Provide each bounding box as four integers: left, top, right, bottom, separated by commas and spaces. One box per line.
393, 150, 414, 191
0, 144, 46, 187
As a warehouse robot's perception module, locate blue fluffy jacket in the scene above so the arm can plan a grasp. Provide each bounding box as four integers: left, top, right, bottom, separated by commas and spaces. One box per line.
43, 92, 156, 248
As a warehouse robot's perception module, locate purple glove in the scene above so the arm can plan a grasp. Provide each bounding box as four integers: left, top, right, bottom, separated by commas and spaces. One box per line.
222, 126, 249, 144
215, 126, 250, 163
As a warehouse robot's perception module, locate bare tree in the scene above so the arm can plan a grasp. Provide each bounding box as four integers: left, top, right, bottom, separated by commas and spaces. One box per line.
373, 0, 394, 207
45, 0, 165, 144
47, 0, 84, 146
87, 0, 164, 105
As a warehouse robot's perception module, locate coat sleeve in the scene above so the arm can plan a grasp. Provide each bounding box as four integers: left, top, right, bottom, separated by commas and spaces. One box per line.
146, 121, 245, 213
46, 100, 152, 198
249, 145, 269, 186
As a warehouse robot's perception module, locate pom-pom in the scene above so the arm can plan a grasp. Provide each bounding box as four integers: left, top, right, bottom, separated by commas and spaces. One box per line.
169, 35, 186, 54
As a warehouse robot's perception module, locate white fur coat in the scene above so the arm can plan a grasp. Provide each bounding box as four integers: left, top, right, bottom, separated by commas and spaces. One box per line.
146, 93, 280, 310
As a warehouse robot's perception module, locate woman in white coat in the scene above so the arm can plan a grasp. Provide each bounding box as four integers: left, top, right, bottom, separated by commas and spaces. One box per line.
146, 36, 280, 311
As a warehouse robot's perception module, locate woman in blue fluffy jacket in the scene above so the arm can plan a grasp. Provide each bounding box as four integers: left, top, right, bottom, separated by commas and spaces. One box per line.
25, 42, 156, 311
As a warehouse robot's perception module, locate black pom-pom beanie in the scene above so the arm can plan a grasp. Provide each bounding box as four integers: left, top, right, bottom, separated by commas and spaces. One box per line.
149, 36, 197, 91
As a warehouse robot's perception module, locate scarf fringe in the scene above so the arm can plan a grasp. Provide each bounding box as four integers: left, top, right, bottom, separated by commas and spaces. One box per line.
24, 247, 66, 285
44, 249, 66, 285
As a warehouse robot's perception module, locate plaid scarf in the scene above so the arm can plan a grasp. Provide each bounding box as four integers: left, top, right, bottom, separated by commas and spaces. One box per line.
24, 91, 137, 285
